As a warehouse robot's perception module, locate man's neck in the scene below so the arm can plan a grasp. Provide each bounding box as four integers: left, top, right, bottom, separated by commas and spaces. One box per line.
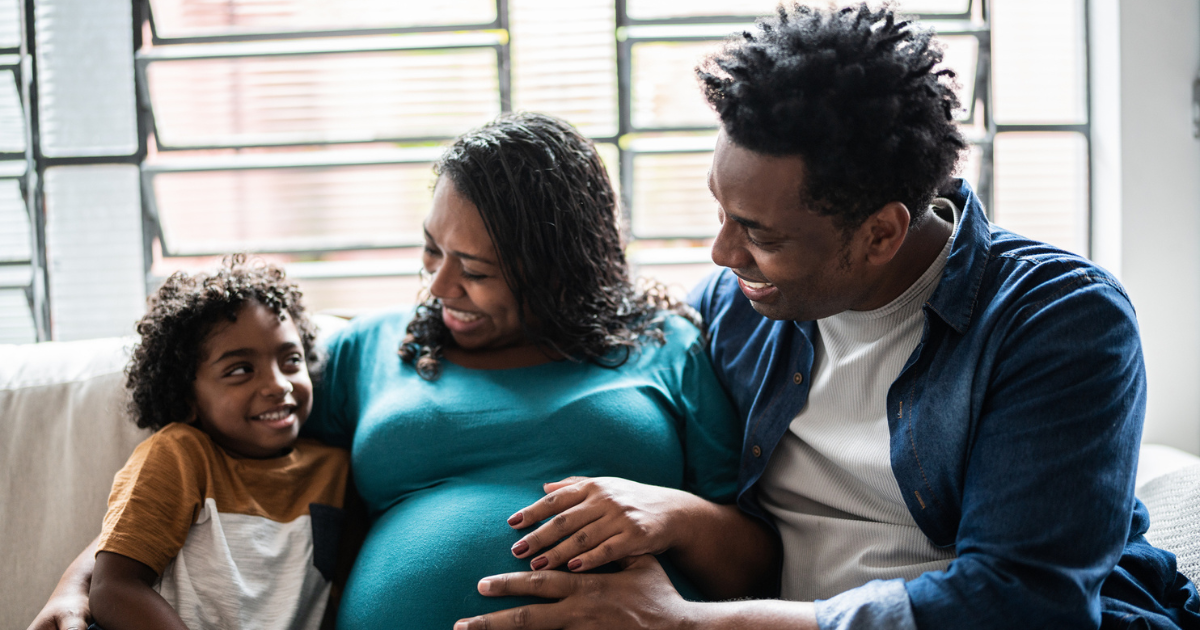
856, 206, 955, 311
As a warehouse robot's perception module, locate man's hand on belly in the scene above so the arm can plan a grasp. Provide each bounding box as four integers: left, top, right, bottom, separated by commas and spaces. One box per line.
453, 555, 688, 630
454, 556, 820, 630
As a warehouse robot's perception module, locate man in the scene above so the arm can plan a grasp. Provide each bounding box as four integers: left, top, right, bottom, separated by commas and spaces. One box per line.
456, 4, 1200, 629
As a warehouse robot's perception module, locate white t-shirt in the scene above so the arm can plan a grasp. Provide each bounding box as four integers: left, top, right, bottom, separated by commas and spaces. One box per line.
98, 423, 350, 630
758, 199, 959, 601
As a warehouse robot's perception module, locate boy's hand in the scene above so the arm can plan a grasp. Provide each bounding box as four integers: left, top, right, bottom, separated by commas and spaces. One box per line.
506, 477, 700, 572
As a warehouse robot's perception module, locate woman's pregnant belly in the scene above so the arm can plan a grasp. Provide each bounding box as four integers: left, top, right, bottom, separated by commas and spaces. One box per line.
336, 482, 701, 630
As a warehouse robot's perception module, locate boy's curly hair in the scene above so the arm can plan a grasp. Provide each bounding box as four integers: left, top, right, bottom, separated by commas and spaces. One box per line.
125, 255, 318, 431
696, 2, 967, 232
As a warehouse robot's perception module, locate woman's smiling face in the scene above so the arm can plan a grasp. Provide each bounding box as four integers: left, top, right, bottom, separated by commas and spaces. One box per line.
423, 177, 530, 352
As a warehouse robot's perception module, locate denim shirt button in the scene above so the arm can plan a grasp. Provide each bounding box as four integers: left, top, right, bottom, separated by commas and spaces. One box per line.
752, 445, 762, 457
793, 372, 803, 385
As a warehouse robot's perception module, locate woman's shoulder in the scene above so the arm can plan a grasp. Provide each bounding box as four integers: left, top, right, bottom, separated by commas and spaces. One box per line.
342, 306, 415, 334
627, 311, 705, 366
322, 307, 415, 349
650, 311, 704, 345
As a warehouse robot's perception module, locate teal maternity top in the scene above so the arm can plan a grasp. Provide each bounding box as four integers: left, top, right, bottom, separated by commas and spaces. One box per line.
306, 309, 741, 630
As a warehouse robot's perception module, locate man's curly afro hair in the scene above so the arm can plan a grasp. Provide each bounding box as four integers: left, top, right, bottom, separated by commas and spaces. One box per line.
697, 2, 967, 231
125, 255, 318, 431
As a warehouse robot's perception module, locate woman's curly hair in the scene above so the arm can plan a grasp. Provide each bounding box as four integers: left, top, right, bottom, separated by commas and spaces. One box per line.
399, 112, 696, 380
696, 2, 967, 232
125, 255, 318, 431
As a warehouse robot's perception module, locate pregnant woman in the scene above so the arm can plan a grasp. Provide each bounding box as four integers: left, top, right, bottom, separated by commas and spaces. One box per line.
29, 113, 777, 630
305, 113, 746, 628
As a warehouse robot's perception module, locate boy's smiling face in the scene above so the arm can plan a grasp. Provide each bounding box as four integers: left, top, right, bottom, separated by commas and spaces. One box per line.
191, 300, 312, 458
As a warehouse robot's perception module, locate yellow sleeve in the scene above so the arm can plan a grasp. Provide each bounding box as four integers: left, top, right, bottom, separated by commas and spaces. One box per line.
96, 425, 209, 575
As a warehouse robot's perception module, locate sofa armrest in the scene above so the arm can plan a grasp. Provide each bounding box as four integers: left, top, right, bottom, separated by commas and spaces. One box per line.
0, 337, 152, 629
1136, 444, 1200, 491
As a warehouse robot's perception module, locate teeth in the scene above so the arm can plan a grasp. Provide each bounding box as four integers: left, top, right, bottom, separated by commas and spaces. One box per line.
742, 279, 774, 289
255, 407, 292, 421
445, 306, 482, 322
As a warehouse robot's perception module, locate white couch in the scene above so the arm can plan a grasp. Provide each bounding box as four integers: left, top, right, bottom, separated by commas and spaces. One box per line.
2, 336, 150, 630
2, 333, 1199, 630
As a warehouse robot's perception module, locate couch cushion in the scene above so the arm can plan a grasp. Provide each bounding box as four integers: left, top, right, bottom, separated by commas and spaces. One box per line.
1138, 464, 1200, 585
0, 337, 152, 630
1136, 444, 1200, 490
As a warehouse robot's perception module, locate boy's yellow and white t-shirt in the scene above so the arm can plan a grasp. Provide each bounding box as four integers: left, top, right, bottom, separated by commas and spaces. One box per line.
98, 422, 350, 630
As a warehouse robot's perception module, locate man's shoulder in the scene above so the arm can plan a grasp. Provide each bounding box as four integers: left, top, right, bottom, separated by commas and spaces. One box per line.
935, 181, 1132, 332
931, 225, 1144, 400
978, 227, 1132, 318
987, 227, 1119, 283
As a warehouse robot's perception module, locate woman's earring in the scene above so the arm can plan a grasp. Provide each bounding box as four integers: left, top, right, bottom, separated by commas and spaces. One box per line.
418, 267, 435, 303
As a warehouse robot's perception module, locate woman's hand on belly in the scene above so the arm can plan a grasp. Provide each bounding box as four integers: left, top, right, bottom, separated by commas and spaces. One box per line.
505, 477, 699, 573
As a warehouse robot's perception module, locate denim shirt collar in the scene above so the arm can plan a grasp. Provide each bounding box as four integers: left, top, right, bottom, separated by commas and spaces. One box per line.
925, 179, 992, 335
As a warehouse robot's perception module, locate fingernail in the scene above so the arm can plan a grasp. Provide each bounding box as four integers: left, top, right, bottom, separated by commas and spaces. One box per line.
454, 623, 470, 630
511, 540, 528, 556
568, 558, 583, 571
507, 512, 523, 526
478, 579, 493, 594
531, 556, 548, 570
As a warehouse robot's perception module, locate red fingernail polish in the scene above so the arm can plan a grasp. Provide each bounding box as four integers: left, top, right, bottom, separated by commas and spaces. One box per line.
568, 559, 583, 571
511, 540, 528, 556
507, 513, 523, 526
531, 556, 548, 570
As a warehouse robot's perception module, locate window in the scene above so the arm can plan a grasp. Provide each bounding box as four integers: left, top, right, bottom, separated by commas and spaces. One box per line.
3, 0, 1093, 340
0, 0, 37, 343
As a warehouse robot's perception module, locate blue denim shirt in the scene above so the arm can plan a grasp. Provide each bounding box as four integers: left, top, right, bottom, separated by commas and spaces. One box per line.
689, 180, 1195, 629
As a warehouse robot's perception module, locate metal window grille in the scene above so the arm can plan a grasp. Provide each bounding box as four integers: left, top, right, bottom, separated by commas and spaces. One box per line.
8, 0, 1094, 335
1, 0, 44, 342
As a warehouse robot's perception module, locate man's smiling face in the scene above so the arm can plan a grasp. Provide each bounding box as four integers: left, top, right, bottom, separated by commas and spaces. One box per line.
708, 130, 875, 322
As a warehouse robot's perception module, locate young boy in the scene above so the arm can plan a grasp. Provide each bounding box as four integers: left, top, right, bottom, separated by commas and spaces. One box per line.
88, 256, 350, 630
